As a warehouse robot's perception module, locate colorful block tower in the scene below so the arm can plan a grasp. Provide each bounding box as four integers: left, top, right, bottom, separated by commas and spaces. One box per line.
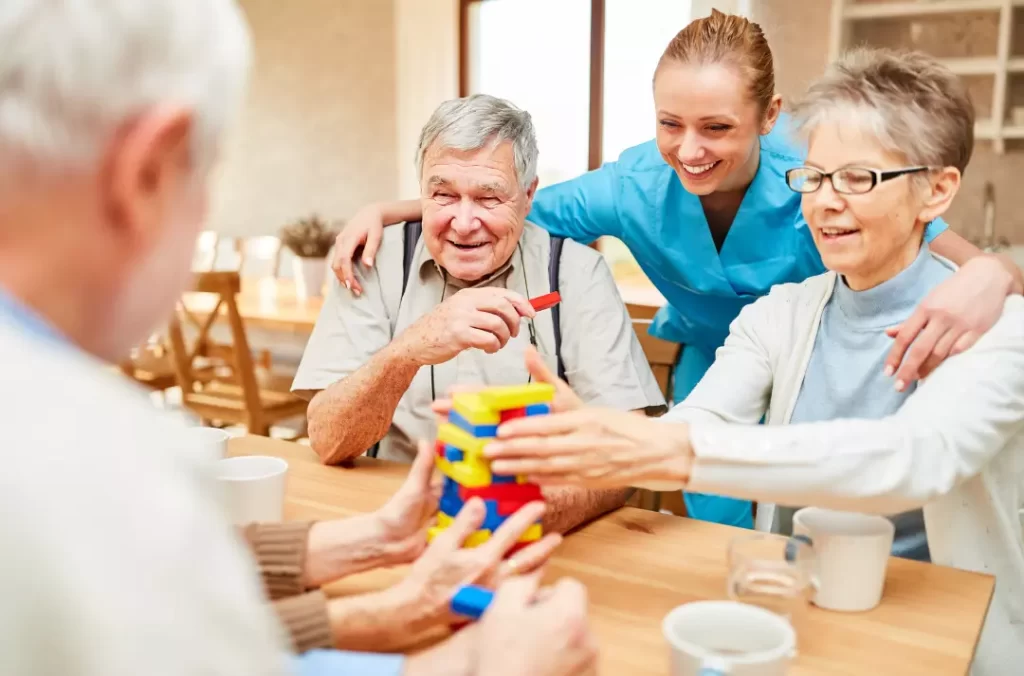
428, 382, 554, 556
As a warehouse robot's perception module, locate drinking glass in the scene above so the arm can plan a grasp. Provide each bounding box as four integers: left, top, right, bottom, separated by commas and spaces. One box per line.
726, 533, 817, 623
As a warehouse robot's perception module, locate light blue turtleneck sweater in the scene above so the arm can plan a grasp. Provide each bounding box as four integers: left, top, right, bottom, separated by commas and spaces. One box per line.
782, 247, 955, 561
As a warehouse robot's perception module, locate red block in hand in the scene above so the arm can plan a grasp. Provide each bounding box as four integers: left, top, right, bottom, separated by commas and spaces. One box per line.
435, 439, 446, 458
529, 292, 561, 312
496, 499, 536, 516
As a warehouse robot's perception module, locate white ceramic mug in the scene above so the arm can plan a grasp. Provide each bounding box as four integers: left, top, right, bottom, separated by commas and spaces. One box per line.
663, 600, 796, 675
792, 507, 894, 612
217, 456, 289, 524
183, 427, 230, 466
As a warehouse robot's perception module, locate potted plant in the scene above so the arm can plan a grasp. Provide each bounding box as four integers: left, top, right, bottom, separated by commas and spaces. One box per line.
279, 214, 337, 299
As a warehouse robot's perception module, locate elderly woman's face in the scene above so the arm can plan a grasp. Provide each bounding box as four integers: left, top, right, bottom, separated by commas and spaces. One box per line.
420, 140, 535, 282
801, 121, 931, 290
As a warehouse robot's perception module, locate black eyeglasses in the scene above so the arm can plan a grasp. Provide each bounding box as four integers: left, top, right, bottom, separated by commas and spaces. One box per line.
785, 166, 933, 195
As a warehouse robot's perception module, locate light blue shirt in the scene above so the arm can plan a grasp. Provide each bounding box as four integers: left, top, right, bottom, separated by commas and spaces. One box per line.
0, 286, 64, 343
785, 248, 956, 561
293, 649, 405, 676
526, 114, 948, 528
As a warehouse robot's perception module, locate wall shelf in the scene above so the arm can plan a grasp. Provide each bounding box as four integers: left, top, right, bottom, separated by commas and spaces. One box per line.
830, 0, 1020, 153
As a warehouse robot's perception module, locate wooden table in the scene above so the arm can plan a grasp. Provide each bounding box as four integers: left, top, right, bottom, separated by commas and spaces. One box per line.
230, 435, 994, 675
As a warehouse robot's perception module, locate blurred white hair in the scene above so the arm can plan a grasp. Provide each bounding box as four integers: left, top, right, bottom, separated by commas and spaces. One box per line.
416, 94, 539, 190
0, 0, 252, 175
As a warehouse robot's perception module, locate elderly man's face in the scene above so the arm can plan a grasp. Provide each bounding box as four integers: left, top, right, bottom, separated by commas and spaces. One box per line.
420, 140, 537, 282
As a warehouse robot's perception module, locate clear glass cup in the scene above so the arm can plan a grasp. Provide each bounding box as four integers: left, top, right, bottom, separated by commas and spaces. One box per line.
726, 533, 817, 623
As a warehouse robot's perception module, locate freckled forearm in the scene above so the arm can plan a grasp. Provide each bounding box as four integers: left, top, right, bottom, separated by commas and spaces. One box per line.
540, 486, 632, 534
307, 341, 420, 464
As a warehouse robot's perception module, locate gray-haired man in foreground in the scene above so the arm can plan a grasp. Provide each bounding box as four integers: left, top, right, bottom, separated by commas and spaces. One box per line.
0, 2, 595, 675
293, 93, 666, 534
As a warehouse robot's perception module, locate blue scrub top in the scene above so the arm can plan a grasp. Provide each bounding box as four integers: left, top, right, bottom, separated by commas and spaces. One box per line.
528, 113, 948, 401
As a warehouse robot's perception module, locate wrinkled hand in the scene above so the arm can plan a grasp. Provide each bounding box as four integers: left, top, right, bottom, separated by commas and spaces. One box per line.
485, 408, 692, 489
396, 478, 562, 628
886, 255, 1011, 386
476, 574, 598, 676
401, 288, 536, 366
331, 204, 386, 297
373, 436, 442, 562
431, 346, 584, 424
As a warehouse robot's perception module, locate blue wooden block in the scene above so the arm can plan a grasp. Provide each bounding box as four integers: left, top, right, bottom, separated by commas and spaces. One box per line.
441, 491, 464, 518
481, 499, 506, 531
444, 445, 464, 463
451, 585, 494, 620
491, 473, 517, 484
525, 403, 551, 416
449, 409, 498, 438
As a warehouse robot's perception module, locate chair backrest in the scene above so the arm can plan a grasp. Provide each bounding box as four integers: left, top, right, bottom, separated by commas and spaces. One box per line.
630, 316, 680, 402
167, 271, 262, 415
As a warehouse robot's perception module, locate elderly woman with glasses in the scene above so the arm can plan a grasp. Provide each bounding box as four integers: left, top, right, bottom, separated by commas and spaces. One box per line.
481, 48, 1024, 674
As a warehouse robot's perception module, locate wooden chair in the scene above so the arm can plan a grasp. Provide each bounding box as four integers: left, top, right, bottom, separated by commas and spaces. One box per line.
117, 341, 178, 394
166, 271, 307, 436
626, 303, 687, 516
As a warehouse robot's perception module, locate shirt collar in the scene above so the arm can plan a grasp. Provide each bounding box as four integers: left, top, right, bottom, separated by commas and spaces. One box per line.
416, 235, 522, 289
0, 286, 66, 344
833, 246, 931, 328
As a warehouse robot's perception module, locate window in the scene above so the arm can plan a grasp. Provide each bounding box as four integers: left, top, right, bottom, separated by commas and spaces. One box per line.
462, 0, 701, 286
465, 0, 592, 188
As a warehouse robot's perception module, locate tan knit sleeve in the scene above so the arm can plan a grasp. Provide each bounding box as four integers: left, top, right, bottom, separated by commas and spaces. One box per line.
241, 521, 315, 600
274, 591, 334, 653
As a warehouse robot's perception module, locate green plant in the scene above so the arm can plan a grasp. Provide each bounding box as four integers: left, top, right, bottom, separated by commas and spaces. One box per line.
279, 214, 338, 258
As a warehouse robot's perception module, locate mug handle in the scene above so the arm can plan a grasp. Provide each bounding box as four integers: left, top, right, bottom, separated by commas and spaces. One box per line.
784, 533, 813, 562
698, 657, 731, 675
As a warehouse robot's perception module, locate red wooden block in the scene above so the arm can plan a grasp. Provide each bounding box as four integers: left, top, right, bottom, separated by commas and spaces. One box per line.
434, 439, 446, 458
529, 291, 561, 312
496, 498, 537, 516
499, 407, 527, 422
460, 482, 542, 503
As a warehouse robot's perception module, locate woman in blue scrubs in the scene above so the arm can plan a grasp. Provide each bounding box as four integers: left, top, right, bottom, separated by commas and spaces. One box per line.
329, 10, 1022, 528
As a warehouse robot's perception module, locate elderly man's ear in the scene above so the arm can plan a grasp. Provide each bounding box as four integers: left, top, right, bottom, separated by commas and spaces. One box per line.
523, 176, 540, 209
103, 105, 196, 249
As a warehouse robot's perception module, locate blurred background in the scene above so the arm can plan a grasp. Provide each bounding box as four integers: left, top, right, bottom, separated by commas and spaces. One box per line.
207, 0, 1024, 286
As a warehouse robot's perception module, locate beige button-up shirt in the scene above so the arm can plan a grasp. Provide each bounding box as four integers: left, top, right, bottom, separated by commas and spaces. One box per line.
292, 220, 665, 462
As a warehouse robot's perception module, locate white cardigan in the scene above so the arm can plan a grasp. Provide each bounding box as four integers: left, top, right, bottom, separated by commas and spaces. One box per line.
660, 267, 1024, 676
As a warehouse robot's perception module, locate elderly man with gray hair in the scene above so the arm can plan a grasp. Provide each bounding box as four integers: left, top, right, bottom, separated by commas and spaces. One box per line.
0, 3, 598, 676
293, 93, 666, 533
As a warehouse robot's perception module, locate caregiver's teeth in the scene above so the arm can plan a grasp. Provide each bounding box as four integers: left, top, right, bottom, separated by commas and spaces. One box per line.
683, 161, 717, 175
822, 227, 856, 236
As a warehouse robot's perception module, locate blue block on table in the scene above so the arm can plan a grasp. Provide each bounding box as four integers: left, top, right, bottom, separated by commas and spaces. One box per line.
451, 585, 494, 620
491, 473, 517, 484
525, 403, 550, 416
449, 409, 498, 438
481, 499, 505, 531
441, 491, 464, 518
444, 445, 464, 463
443, 476, 460, 499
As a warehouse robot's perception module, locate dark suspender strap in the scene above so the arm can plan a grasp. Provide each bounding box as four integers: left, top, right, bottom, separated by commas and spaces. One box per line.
370, 220, 424, 460
548, 236, 566, 381
402, 220, 423, 296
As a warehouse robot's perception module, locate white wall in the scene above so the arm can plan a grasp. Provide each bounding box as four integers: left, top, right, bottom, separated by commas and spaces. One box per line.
394, 0, 460, 197
209, 0, 398, 238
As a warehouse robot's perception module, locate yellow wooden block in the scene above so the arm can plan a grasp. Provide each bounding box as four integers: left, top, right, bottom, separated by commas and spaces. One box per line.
436, 511, 454, 528
478, 383, 555, 410
516, 474, 528, 484
427, 525, 444, 542
438, 422, 491, 456
465, 529, 492, 548
436, 456, 492, 488
452, 393, 500, 425
518, 523, 542, 543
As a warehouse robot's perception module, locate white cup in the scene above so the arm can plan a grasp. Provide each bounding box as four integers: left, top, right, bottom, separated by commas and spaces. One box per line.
183, 427, 230, 466
663, 600, 796, 675
792, 507, 894, 612
217, 456, 289, 524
